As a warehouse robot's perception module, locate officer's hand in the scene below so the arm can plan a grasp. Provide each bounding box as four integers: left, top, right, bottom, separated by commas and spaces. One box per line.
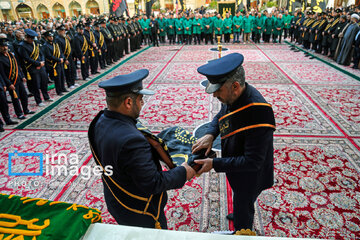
82, 56, 85, 60
112, 38, 114, 42
9, 84, 15, 91
194, 158, 213, 175
60, 58, 64, 63
22, 78, 27, 82
192, 134, 214, 156
65, 60, 69, 65
40, 62, 45, 67
3, 87, 6, 91
181, 162, 196, 180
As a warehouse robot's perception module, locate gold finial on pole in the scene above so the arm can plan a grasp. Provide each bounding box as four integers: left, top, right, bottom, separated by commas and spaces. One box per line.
217, 36, 221, 44
218, 45, 222, 59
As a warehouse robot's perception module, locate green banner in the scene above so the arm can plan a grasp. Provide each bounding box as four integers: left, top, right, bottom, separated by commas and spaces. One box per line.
0, 193, 102, 240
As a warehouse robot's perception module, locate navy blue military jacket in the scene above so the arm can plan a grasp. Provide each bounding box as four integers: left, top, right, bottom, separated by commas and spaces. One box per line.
0, 52, 25, 87
93, 30, 107, 51
56, 36, 72, 60
73, 33, 88, 59
206, 83, 275, 194
92, 110, 186, 226
18, 41, 44, 74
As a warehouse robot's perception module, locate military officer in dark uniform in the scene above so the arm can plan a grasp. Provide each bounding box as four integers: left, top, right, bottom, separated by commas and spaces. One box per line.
0, 72, 18, 131
56, 24, 76, 89
18, 29, 51, 107
134, 15, 143, 50
0, 38, 35, 119
121, 17, 130, 55
93, 21, 107, 70
43, 30, 67, 96
193, 53, 275, 232
100, 19, 114, 66
74, 23, 90, 81
88, 69, 195, 229
84, 20, 99, 75
107, 17, 119, 62
127, 17, 137, 52
302, 11, 316, 50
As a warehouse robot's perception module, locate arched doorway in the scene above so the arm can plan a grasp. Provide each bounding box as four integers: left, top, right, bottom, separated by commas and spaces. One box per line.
86, 0, 100, 15
69, 1, 83, 17
37, 4, 50, 19
15, 3, 33, 19
53, 2, 66, 18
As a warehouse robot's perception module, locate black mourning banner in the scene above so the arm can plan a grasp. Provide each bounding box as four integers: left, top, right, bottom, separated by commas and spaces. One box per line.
218, 2, 236, 18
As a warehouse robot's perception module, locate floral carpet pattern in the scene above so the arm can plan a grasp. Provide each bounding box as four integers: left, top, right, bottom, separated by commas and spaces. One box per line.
1, 43, 360, 238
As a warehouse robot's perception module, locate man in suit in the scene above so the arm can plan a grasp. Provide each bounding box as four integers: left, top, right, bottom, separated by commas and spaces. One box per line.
88, 69, 195, 229
193, 53, 275, 232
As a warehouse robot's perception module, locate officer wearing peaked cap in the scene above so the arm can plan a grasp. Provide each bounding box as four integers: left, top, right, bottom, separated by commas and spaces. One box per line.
192, 53, 275, 232
19, 28, 51, 106
43, 29, 67, 96
88, 69, 196, 229
84, 20, 99, 75
74, 22, 90, 80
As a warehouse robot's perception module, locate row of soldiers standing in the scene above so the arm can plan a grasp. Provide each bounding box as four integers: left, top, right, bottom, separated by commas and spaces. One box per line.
290, 8, 360, 67
0, 16, 144, 132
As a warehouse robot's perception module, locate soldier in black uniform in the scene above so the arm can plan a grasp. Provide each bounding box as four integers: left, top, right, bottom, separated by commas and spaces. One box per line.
84, 20, 99, 75
321, 14, 334, 56
100, 19, 114, 66
56, 25, 76, 89
107, 17, 119, 62
43, 30, 67, 96
302, 11, 316, 50
121, 17, 130, 55
0, 38, 35, 119
0, 73, 18, 131
114, 17, 124, 60
94, 21, 107, 70
314, 13, 327, 53
19, 29, 51, 107
127, 17, 137, 52
134, 15, 142, 50
150, 15, 159, 47
88, 69, 195, 229
329, 14, 345, 58
73, 23, 90, 81
194, 53, 275, 232
65, 23, 79, 82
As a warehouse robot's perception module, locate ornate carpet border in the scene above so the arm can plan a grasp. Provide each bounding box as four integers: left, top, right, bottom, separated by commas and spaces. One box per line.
15, 46, 151, 129
284, 41, 360, 82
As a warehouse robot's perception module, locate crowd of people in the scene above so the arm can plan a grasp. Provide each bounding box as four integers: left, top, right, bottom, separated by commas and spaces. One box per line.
0, 5, 359, 132
0, 15, 144, 132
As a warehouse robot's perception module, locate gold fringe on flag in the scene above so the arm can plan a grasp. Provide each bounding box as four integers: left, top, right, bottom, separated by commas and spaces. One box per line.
27, 72, 31, 80
54, 69, 57, 77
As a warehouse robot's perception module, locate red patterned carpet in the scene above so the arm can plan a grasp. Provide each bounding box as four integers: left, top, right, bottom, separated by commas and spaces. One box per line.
1, 43, 360, 238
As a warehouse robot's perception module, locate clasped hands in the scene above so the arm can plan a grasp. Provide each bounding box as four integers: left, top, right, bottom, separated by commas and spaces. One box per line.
182, 134, 214, 181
